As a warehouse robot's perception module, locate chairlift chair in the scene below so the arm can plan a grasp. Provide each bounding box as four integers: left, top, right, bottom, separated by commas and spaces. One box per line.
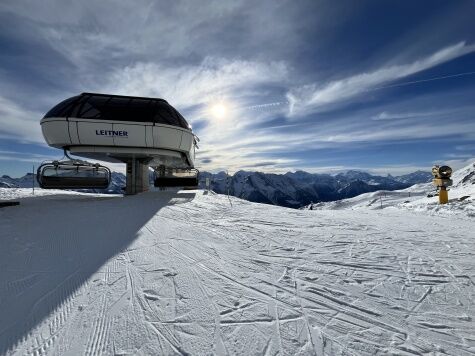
37, 153, 111, 189
154, 167, 199, 188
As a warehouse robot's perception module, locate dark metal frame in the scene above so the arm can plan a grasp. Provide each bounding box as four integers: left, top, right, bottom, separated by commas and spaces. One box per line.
36, 151, 112, 190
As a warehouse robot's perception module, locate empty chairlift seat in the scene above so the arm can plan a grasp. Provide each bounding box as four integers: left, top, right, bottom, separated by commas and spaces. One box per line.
37, 161, 111, 189
154, 168, 199, 188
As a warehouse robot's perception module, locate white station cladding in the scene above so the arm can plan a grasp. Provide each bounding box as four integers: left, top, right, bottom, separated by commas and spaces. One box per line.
40, 92, 197, 169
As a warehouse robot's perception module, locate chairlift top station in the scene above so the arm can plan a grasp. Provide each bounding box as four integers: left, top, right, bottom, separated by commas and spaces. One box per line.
38, 92, 199, 194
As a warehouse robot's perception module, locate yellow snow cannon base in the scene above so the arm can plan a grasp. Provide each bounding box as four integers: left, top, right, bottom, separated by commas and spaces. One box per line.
439, 187, 448, 204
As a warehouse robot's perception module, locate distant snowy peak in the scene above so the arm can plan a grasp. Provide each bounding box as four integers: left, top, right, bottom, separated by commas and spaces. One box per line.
284, 170, 322, 183
0, 173, 38, 188
337, 180, 372, 196
335, 170, 373, 181
393, 171, 432, 184
452, 162, 475, 187
199, 168, 433, 208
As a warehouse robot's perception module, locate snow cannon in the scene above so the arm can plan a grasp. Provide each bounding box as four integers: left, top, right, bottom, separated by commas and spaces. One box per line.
38, 93, 199, 194
431, 165, 452, 204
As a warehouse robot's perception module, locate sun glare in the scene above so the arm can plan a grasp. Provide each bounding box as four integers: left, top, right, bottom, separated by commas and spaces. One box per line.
210, 102, 228, 120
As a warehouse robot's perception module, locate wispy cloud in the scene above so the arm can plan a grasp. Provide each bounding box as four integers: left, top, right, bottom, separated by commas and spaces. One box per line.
101, 57, 288, 109
443, 153, 474, 159
287, 42, 475, 117
455, 144, 475, 151
0, 96, 44, 143
1, 2, 474, 176
371, 110, 442, 121
312, 121, 475, 144
365, 165, 430, 176
436, 157, 475, 171
95, 57, 292, 173
0, 149, 57, 164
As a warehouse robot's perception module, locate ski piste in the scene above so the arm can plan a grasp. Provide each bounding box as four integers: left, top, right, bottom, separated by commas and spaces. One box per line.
0, 171, 473, 354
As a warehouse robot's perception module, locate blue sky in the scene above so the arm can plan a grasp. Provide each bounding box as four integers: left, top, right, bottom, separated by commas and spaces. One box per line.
0, 0, 474, 177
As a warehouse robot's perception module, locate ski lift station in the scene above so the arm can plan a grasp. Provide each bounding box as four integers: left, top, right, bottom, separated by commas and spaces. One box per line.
38, 93, 199, 194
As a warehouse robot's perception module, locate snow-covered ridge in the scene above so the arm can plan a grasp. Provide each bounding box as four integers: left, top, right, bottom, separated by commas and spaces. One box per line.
308, 161, 475, 217
199, 169, 432, 208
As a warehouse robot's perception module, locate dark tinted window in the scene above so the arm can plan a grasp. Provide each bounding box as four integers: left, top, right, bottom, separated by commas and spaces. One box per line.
45, 94, 190, 129
102, 97, 132, 121
128, 98, 156, 122
44, 96, 79, 118
86, 96, 110, 112
78, 96, 111, 119
153, 102, 177, 126
174, 109, 190, 128
78, 101, 101, 119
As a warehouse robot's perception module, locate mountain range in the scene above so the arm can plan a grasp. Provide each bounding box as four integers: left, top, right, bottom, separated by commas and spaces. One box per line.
1, 169, 432, 208
197, 170, 432, 208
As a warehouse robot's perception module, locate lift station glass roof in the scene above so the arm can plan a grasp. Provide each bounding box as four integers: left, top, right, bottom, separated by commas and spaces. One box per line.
44, 92, 191, 129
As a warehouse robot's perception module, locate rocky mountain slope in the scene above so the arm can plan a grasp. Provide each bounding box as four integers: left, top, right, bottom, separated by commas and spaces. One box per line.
199, 169, 432, 208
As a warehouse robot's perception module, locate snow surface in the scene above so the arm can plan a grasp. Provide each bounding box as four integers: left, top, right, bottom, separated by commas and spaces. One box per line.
1, 188, 474, 355
311, 162, 475, 218
0, 188, 121, 201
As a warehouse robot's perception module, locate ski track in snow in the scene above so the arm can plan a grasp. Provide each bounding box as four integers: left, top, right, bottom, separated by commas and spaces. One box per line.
0, 189, 474, 355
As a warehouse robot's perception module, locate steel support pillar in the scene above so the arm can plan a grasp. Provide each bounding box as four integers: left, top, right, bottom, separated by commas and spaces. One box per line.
125, 158, 150, 195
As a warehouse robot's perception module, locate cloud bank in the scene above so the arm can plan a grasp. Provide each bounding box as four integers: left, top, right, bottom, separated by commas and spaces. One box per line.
287, 42, 475, 117
0, 1, 474, 175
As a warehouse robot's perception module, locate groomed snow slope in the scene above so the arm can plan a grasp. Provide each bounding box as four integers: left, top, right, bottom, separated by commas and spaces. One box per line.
0, 189, 474, 355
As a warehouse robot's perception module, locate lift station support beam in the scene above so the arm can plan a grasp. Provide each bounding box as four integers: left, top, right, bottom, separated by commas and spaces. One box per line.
125, 158, 150, 195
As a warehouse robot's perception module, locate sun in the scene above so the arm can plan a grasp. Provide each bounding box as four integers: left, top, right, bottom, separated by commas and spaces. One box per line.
210, 102, 228, 120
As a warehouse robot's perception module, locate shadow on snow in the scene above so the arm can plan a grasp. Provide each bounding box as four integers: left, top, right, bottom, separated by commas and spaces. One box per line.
0, 190, 196, 354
